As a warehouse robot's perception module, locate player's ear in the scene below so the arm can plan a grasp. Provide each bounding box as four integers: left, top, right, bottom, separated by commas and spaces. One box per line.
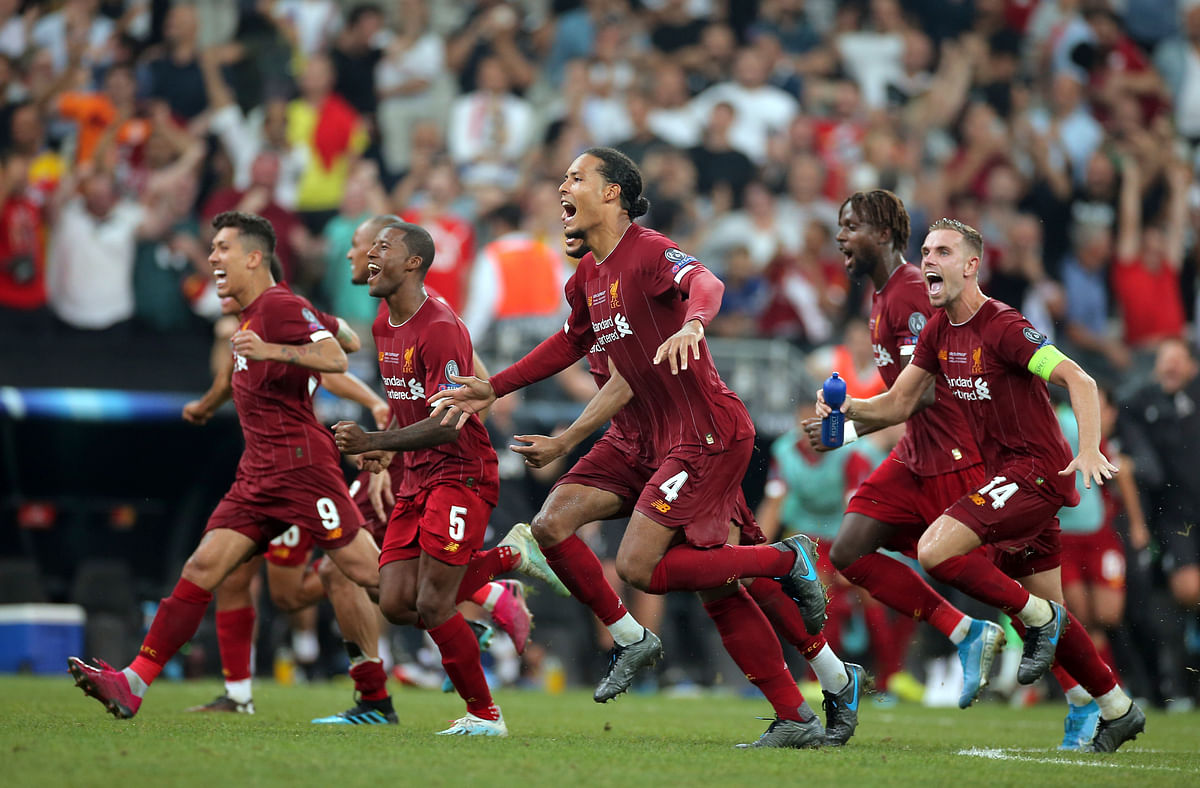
964, 254, 980, 277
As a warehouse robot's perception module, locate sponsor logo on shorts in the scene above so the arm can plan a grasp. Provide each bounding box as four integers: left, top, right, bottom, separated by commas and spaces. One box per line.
952, 448, 963, 461
326, 527, 342, 540
969, 493, 986, 506
705, 433, 714, 445
650, 499, 672, 513
444, 542, 461, 553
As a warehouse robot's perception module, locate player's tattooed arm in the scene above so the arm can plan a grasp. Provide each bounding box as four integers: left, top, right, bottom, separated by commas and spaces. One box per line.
512, 359, 633, 468
333, 416, 462, 455
232, 330, 349, 372
334, 317, 361, 353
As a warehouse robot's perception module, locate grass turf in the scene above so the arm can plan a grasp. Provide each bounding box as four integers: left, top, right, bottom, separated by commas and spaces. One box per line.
2, 676, 1198, 787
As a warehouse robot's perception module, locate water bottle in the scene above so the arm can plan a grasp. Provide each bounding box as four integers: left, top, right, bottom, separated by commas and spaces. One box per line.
821, 372, 847, 448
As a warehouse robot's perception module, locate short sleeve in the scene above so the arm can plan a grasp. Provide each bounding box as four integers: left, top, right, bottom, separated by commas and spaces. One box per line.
562, 272, 596, 351
268, 295, 338, 344
890, 287, 932, 360
989, 309, 1048, 371
643, 244, 705, 298
910, 312, 942, 373
421, 321, 472, 400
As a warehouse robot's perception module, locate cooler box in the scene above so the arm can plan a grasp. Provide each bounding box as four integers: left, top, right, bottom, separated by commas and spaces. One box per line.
0, 604, 86, 674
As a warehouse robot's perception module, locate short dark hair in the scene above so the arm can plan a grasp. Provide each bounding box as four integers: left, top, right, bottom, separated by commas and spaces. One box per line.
928, 217, 984, 259
212, 211, 276, 256
840, 189, 910, 251
363, 213, 402, 241
484, 202, 522, 231
381, 221, 437, 274
347, 3, 383, 27
267, 253, 283, 282
585, 146, 650, 219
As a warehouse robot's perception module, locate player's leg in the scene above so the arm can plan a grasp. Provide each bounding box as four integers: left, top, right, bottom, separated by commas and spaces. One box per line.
532, 484, 655, 665
186, 555, 262, 713
323, 527, 381, 596
69, 526, 258, 718
697, 573, 824, 749
310, 559, 397, 725
1016, 567, 1144, 751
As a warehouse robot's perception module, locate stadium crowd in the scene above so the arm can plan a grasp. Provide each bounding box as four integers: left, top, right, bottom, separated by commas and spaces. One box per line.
2, 0, 1199, 714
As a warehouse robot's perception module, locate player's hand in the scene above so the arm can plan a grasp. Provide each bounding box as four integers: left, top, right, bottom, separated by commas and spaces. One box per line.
814, 389, 851, 419
333, 420, 371, 454
653, 319, 704, 375
182, 399, 211, 425
366, 464, 395, 521
1059, 447, 1118, 489
370, 401, 391, 430
428, 374, 496, 429
357, 449, 394, 473
510, 433, 568, 468
799, 417, 832, 452
231, 329, 269, 361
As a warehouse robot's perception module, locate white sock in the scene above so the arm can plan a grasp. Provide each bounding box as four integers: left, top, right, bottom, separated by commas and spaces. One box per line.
481, 582, 505, 613
377, 636, 393, 672
807, 645, 850, 693
1065, 685, 1093, 707
1016, 596, 1052, 628
292, 630, 320, 663
607, 613, 645, 647
1095, 686, 1133, 720
947, 616, 972, 645
122, 668, 148, 698
225, 678, 253, 704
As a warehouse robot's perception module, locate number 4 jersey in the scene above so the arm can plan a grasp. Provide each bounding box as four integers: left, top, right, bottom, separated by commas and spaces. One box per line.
911, 298, 1079, 507
373, 293, 499, 505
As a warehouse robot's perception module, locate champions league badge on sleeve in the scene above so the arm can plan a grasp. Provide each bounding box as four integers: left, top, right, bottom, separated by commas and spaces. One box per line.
908, 312, 927, 335
664, 248, 697, 275
1022, 327, 1049, 346
438, 359, 462, 392
302, 307, 325, 333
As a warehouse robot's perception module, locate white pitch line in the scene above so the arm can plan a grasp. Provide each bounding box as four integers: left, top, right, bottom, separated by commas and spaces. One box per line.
957, 748, 1192, 772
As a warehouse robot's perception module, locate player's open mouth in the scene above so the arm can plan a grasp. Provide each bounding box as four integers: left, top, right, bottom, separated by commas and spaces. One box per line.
925, 270, 944, 295
561, 200, 576, 224
367, 262, 381, 281
213, 268, 227, 290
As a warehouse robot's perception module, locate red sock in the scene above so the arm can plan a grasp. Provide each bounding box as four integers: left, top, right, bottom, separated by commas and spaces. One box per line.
349, 659, 389, 702
863, 605, 914, 690
1051, 663, 1079, 692
215, 606, 255, 682
543, 535, 627, 625
428, 612, 497, 720
703, 587, 807, 722
129, 578, 213, 685
455, 546, 520, 604
821, 585, 855, 654
647, 544, 794, 594
1098, 640, 1121, 685
841, 553, 965, 637
1053, 610, 1118, 698
746, 578, 827, 658
926, 553, 1031, 615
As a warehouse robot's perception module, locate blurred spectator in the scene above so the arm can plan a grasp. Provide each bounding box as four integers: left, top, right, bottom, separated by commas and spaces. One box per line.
777, 153, 839, 236
1077, 4, 1169, 126
1, 102, 65, 202
287, 53, 368, 230
139, 3, 205, 120
680, 22, 739, 93
700, 179, 800, 273
645, 0, 708, 57
56, 63, 150, 168
446, 1, 537, 96
1060, 222, 1131, 380
613, 89, 669, 166
461, 202, 567, 346
645, 61, 701, 149
320, 160, 389, 330
749, 0, 822, 56
0, 154, 45, 319
805, 317, 886, 399
945, 100, 1012, 201
0, 1, 31, 60
271, 0, 342, 59
708, 245, 768, 339
758, 220, 840, 346
396, 160, 475, 314
833, 0, 907, 109
31, 0, 115, 76
447, 55, 533, 189
1112, 153, 1188, 350
687, 102, 754, 207
1026, 72, 1104, 188
690, 47, 798, 164
574, 18, 638, 146
331, 2, 386, 118
375, 0, 446, 176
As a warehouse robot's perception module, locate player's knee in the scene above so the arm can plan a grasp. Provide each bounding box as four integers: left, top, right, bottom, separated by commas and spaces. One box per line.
181, 554, 221, 591
615, 554, 652, 591
530, 509, 571, 547
379, 595, 417, 626
414, 594, 455, 629
269, 588, 304, 613
828, 538, 857, 572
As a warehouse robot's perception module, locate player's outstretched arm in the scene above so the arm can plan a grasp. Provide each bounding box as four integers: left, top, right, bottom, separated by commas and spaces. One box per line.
428, 374, 497, 429
333, 415, 462, 455
183, 329, 235, 425
512, 359, 633, 468
1049, 356, 1118, 488
334, 317, 361, 353
231, 331, 349, 373
818, 362, 931, 428
323, 371, 390, 428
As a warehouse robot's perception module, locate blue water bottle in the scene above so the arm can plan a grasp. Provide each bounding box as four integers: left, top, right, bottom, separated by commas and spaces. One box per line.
821, 372, 847, 448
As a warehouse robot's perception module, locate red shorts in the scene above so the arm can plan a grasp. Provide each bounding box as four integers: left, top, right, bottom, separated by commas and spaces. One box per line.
733, 491, 766, 546
265, 525, 314, 567
348, 462, 404, 547
635, 437, 753, 548
206, 466, 362, 554
380, 482, 493, 567
1061, 524, 1126, 591
947, 466, 1063, 576
847, 450, 987, 558
554, 434, 656, 516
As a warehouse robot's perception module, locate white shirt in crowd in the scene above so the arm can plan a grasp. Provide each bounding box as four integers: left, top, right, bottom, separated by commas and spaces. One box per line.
48, 198, 144, 330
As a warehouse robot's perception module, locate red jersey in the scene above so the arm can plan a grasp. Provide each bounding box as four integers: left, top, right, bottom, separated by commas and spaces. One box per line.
870, 263, 981, 476
567, 224, 755, 452
585, 343, 658, 466
373, 293, 499, 504
1111, 257, 1185, 347
911, 299, 1079, 506
231, 283, 343, 478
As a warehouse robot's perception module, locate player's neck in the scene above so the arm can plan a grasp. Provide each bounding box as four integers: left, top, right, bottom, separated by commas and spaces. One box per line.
944, 285, 987, 325
386, 283, 428, 326
235, 275, 275, 310
871, 251, 906, 291
587, 216, 633, 263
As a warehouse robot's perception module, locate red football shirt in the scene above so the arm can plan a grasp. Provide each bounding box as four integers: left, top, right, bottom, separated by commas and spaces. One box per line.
373, 293, 499, 504
911, 299, 1080, 506
565, 223, 755, 453
1111, 257, 1185, 347
870, 263, 981, 475
585, 343, 658, 467
231, 283, 343, 478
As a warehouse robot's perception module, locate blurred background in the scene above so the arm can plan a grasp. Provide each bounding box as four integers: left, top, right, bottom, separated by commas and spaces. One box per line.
1, 0, 1198, 712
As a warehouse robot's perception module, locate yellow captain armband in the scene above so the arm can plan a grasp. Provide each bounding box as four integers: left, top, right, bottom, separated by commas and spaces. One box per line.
1027, 344, 1068, 381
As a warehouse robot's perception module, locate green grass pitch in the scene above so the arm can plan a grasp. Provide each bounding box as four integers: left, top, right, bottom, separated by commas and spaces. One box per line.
2, 676, 1197, 787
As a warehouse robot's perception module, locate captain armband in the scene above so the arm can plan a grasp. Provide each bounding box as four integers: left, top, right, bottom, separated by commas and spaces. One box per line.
1027, 344, 1068, 381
